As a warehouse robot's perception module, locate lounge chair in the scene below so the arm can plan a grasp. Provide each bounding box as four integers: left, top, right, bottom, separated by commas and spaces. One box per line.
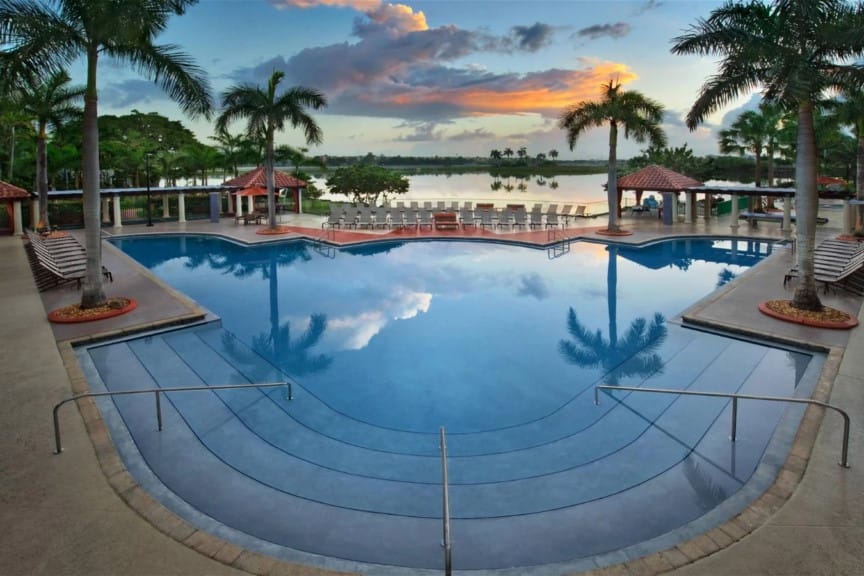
512, 208, 527, 229
418, 210, 433, 229
322, 212, 342, 229
560, 205, 573, 226
784, 239, 864, 292
389, 208, 404, 228
497, 208, 513, 229
546, 212, 561, 229
436, 201, 447, 211
478, 209, 495, 228
356, 209, 374, 229
574, 205, 587, 218
529, 210, 543, 229
459, 208, 475, 228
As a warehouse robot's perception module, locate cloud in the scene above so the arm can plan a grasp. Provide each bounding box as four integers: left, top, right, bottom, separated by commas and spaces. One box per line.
507, 22, 555, 52
394, 122, 444, 142
100, 79, 172, 109
448, 127, 495, 142
232, 2, 636, 126
577, 22, 631, 40
634, 1, 663, 16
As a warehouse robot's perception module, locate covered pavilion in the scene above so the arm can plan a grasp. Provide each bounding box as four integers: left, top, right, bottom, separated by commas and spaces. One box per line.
0, 180, 34, 235
616, 165, 703, 225
223, 167, 307, 216
687, 184, 796, 231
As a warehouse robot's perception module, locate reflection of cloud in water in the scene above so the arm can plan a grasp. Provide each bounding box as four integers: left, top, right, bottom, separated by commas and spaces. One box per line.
517, 272, 549, 300
320, 290, 432, 351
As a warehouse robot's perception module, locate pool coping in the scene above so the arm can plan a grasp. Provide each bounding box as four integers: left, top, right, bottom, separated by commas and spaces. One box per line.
53, 229, 850, 576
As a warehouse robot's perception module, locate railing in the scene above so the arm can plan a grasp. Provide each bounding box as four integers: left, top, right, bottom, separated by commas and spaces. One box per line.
52, 382, 293, 454
440, 426, 452, 576
594, 385, 851, 468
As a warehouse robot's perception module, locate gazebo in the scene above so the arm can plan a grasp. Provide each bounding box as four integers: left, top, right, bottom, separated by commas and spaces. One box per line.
616, 165, 703, 225
223, 167, 307, 216
0, 180, 34, 235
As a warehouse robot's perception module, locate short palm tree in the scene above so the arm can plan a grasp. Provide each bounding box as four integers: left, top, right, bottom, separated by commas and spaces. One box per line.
558, 79, 666, 233
672, 0, 864, 311
17, 70, 84, 229
216, 71, 327, 229
0, 0, 212, 308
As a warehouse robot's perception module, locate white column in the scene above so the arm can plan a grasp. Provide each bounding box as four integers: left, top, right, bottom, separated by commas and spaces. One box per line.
235, 194, 243, 216
227, 192, 234, 214
162, 194, 170, 218
730, 193, 739, 230
112, 193, 122, 228
782, 195, 792, 233
247, 195, 254, 214
31, 199, 40, 229
178, 192, 187, 223
297, 188, 303, 214
12, 200, 23, 235
703, 193, 711, 221
101, 197, 111, 223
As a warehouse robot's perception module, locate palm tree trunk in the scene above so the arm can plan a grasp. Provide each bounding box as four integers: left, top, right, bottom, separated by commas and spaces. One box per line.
607, 122, 620, 232
265, 126, 276, 228
855, 127, 864, 233
8, 125, 15, 181
80, 45, 106, 309
36, 123, 49, 228
791, 100, 822, 311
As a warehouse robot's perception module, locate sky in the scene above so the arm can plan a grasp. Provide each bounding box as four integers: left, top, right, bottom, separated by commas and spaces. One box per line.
73, 0, 763, 160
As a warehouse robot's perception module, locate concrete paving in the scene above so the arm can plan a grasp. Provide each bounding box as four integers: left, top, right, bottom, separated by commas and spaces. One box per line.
1, 209, 861, 575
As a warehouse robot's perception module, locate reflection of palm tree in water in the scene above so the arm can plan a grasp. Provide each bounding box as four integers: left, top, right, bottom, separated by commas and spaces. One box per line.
558, 245, 667, 385
216, 248, 332, 377
716, 268, 736, 288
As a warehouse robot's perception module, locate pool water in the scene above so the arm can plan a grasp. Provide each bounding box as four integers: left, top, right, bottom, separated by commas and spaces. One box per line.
84, 236, 821, 571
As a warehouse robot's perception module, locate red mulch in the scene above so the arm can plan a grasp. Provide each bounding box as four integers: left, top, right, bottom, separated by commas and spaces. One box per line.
758, 300, 858, 329
48, 297, 138, 324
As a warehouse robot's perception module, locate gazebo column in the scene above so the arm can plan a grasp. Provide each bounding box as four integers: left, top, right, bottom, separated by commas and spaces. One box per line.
227, 192, 234, 214
703, 193, 712, 221
162, 194, 170, 218
782, 195, 792, 233
12, 200, 23, 235
730, 193, 739, 230
297, 188, 303, 214
112, 193, 122, 228
685, 192, 695, 223
235, 194, 243, 216
178, 192, 187, 223
247, 195, 254, 214
101, 197, 111, 223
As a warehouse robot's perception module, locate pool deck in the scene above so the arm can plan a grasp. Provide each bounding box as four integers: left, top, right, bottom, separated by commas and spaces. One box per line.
1, 211, 862, 575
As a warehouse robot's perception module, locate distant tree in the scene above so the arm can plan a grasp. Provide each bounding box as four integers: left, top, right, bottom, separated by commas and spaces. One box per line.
517, 146, 528, 162
559, 79, 666, 232
490, 148, 502, 165
503, 147, 514, 161
326, 164, 409, 205
549, 149, 559, 162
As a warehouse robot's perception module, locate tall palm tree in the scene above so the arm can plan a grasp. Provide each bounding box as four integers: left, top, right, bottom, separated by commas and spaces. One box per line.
17, 70, 83, 228
503, 147, 514, 161
559, 79, 667, 233
216, 71, 327, 229
672, 0, 864, 311
489, 148, 502, 165
1, 0, 212, 308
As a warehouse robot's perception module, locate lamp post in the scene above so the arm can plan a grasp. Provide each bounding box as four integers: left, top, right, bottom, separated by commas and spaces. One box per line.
145, 152, 153, 227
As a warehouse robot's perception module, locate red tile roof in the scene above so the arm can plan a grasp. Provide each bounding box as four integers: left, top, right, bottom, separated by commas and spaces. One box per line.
617, 165, 702, 191
223, 167, 307, 189
0, 180, 32, 199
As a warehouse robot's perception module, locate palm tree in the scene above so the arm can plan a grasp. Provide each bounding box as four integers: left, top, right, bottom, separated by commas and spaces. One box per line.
719, 104, 783, 209
18, 70, 84, 228
216, 71, 327, 229
559, 79, 666, 233
503, 147, 514, 161
549, 149, 559, 162
830, 91, 864, 233
1, 0, 212, 308
672, 0, 864, 311
489, 148, 502, 165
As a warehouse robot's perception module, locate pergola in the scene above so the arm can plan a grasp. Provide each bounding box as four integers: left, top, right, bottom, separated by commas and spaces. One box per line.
0, 180, 34, 235
687, 185, 796, 230
223, 167, 307, 216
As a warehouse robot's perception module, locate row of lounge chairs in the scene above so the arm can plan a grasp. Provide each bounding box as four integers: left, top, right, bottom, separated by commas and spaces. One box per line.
323, 202, 589, 230
24, 230, 113, 292
783, 238, 864, 293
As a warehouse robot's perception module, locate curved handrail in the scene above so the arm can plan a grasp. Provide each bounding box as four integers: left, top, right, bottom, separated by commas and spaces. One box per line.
594, 385, 851, 468
52, 382, 293, 454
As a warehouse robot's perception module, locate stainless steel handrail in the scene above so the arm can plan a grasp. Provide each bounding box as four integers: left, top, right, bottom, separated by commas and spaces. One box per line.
440, 426, 452, 576
594, 385, 851, 468
52, 382, 293, 454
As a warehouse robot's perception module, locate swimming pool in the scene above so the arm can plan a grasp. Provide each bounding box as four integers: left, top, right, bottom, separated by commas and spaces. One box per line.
80, 236, 822, 572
